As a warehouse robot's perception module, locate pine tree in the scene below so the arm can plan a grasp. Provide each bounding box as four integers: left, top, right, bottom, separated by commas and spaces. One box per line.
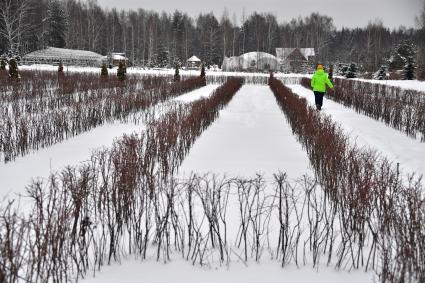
388, 41, 416, 71
58, 61, 64, 73
0, 58, 6, 70
200, 64, 206, 78
174, 64, 181, 82
101, 63, 108, 77
44, 0, 68, 48
374, 65, 387, 80
328, 64, 334, 81
8, 59, 19, 80
346, 63, 357, 78
156, 45, 169, 68
404, 57, 416, 80
337, 63, 349, 77
117, 62, 126, 81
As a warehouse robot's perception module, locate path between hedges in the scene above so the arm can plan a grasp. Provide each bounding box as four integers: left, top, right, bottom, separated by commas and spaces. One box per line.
289, 84, 425, 178
178, 84, 312, 180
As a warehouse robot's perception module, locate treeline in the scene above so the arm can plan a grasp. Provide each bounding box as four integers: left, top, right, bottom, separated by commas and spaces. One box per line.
1, 0, 425, 72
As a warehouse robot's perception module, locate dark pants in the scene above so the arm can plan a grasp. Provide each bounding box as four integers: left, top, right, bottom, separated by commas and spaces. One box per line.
314, 91, 325, 109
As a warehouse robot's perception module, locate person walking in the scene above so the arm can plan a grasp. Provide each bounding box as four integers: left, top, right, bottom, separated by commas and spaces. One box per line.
311, 64, 334, 110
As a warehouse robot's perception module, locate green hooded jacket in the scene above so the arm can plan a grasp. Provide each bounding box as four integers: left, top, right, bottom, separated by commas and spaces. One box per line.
311, 69, 334, 92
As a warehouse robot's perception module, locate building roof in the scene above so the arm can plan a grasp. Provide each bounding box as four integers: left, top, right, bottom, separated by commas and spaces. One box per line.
276, 48, 315, 61
24, 47, 104, 61
188, 55, 201, 62
222, 52, 279, 71
112, 53, 127, 61
240, 52, 277, 61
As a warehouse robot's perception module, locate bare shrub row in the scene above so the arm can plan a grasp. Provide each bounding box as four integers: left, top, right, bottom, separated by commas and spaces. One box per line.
0, 77, 242, 282
0, 71, 147, 102
301, 77, 425, 141
0, 76, 206, 163
271, 77, 425, 283
208, 74, 302, 85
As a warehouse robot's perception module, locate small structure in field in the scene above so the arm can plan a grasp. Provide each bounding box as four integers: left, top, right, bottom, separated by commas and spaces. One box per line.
276, 48, 315, 73
187, 55, 202, 69
22, 47, 105, 67
110, 53, 129, 67
222, 52, 279, 72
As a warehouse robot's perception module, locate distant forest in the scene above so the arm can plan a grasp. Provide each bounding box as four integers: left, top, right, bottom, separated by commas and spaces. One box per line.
1, 0, 425, 73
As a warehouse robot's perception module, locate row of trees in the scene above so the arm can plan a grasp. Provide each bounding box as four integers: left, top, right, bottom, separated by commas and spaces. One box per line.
1, 0, 425, 73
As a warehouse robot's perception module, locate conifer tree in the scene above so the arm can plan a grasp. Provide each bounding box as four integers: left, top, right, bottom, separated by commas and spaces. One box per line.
101, 63, 108, 77
174, 64, 181, 82
328, 64, 334, 81
346, 63, 357, 78
375, 65, 387, 80
0, 58, 6, 70
8, 59, 19, 80
404, 57, 416, 80
117, 62, 126, 81
200, 64, 206, 78
44, 0, 68, 48
58, 61, 64, 73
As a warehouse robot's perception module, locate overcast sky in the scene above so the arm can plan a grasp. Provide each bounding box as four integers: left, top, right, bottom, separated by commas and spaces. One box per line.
95, 0, 423, 29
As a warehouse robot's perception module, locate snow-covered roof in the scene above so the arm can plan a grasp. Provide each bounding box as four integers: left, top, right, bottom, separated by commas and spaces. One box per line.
188, 56, 201, 62
240, 52, 277, 61
276, 48, 315, 60
222, 52, 279, 71
24, 47, 104, 61
112, 54, 127, 60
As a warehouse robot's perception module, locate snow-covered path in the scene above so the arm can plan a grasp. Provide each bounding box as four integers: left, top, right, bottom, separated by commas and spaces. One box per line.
0, 85, 219, 201
178, 85, 312, 180
83, 257, 371, 283
288, 84, 425, 178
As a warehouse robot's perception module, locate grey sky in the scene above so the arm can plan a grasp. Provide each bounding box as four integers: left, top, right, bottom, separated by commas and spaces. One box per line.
95, 0, 424, 29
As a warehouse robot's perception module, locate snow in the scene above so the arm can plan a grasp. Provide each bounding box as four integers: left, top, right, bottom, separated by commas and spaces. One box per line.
276, 48, 315, 61
187, 55, 201, 62
288, 84, 425, 178
83, 257, 372, 283
112, 53, 127, 61
173, 84, 219, 103
352, 78, 425, 92
178, 85, 311, 180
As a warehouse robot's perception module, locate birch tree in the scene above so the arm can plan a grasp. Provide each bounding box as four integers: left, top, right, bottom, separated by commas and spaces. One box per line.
0, 0, 31, 54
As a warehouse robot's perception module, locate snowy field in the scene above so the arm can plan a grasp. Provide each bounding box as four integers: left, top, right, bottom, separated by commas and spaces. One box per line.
1, 66, 424, 283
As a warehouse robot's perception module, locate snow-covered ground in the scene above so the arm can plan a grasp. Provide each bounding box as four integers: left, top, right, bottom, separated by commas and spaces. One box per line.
83, 257, 372, 283
288, 84, 425, 178
353, 78, 425, 92
178, 85, 311, 180
18, 64, 306, 79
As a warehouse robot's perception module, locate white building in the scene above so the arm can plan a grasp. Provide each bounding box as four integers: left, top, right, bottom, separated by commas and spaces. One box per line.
23, 47, 105, 67
222, 52, 279, 72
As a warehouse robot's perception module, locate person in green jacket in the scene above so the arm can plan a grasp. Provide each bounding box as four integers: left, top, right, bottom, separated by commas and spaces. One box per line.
311, 64, 334, 110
